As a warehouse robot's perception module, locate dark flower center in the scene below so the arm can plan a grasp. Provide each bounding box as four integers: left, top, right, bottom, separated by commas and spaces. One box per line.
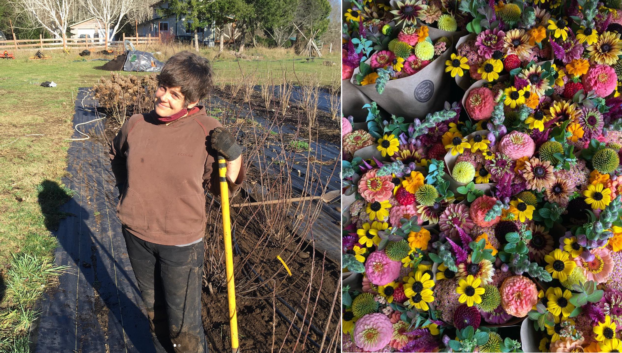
412, 281, 423, 293
424, 270, 434, 279
493, 51, 504, 60
584, 28, 593, 35
444, 269, 456, 279
593, 192, 603, 201
381, 140, 391, 148
366, 231, 375, 239
351, 10, 359, 17
474, 135, 483, 142
534, 110, 544, 120
532, 234, 544, 248
370, 202, 382, 211
572, 242, 581, 250
553, 184, 563, 194
468, 264, 480, 275
517, 202, 527, 211
392, 177, 401, 186
602, 44, 612, 53
412, 293, 422, 303
465, 286, 475, 296
555, 323, 562, 334
553, 260, 565, 272
542, 297, 549, 307
604, 327, 615, 339
558, 20, 567, 29
452, 137, 462, 146
384, 287, 394, 296
510, 91, 520, 100
393, 59, 398, 65
524, 91, 531, 99
529, 74, 541, 84
452, 59, 461, 67
344, 311, 354, 321
484, 63, 494, 73
557, 297, 568, 308
534, 166, 546, 177
479, 168, 489, 177
587, 115, 597, 126
512, 39, 521, 47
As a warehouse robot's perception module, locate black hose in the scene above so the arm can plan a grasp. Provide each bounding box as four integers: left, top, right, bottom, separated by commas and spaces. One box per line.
231, 225, 323, 350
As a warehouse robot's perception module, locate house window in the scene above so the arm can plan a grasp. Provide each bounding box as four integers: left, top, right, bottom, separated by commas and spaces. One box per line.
160, 23, 169, 31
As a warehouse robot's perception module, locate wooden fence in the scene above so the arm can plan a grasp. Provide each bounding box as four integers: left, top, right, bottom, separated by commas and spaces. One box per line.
0, 34, 160, 51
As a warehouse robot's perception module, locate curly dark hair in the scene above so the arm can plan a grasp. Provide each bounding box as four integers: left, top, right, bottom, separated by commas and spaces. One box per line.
157, 51, 213, 105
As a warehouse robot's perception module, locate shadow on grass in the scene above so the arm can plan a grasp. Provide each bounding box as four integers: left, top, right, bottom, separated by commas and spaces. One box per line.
0, 272, 4, 306
35, 179, 154, 352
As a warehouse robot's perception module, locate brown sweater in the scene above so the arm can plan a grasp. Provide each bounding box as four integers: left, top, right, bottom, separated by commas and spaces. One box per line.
109, 106, 245, 245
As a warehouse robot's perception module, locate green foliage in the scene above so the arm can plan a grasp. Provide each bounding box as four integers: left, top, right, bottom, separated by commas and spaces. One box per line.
470, 238, 495, 264
500, 231, 552, 281
569, 280, 604, 307
342, 285, 352, 307
449, 326, 490, 353
457, 182, 485, 202
363, 102, 383, 139
289, 140, 310, 151
411, 109, 457, 139
574, 195, 622, 247
425, 159, 453, 199
500, 338, 523, 353
532, 202, 564, 229
430, 240, 458, 272
528, 303, 556, 331
377, 160, 404, 177
484, 200, 506, 222
376, 67, 391, 94
342, 254, 365, 273
581, 138, 608, 162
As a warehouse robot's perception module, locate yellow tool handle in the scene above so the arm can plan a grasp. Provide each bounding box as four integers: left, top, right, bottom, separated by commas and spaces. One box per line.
218, 156, 239, 353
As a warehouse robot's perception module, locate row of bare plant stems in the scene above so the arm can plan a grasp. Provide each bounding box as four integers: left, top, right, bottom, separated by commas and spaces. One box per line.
93, 68, 341, 352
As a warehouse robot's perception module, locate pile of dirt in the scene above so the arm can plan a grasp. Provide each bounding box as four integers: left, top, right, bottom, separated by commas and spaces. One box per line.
98, 53, 127, 71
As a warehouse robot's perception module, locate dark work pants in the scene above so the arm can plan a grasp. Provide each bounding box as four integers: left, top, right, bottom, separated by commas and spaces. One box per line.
122, 227, 208, 353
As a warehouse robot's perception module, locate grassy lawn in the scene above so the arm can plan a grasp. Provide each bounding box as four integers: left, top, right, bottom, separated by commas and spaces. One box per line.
0, 45, 339, 351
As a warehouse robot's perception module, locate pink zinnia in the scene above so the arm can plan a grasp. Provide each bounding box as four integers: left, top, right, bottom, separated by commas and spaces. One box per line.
342, 117, 352, 136
465, 87, 495, 121
475, 28, 506, 59
583, 64, 617, 98
353, 313, 393, 351
359, 169, 394, 203
470, 195, 501, 227
575, 247, 614, 284
439, 204, 474, 239
398, 31, 419, 46
499, 131, 536, 160
370, 50, 395, 69
365, 250, 402, 286
343, 63, 355, 80
500, 276, 538, 318
389, 204, 419, 228
403, 55, 430, 76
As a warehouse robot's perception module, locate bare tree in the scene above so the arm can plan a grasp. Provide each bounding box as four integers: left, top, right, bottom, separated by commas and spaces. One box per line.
10, 0, 74, 45
83, 0, 136, 50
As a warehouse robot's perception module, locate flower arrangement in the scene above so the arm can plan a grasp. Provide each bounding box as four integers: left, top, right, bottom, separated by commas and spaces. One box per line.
343, 0, 622, 351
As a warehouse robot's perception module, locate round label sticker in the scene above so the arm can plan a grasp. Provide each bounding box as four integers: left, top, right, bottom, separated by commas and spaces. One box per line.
414, 80, 434, 103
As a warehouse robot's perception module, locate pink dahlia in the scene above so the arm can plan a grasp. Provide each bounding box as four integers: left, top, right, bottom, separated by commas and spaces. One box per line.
476, 28, 506, 59
389, 204, 419, 228
583, 64, 618, 98
342, 117, 352, 136
439, 204, 474, 239
370, 50, 396, 69
575, 247, 614, 284
454, 304, 482, 330
398, 30, 419, 46
403, 55, 429, 76
498, 131, 536, 160
500, 276, 538, 317
353, 313, 393, 351
470, 195, 501, 227
465, 87, 495, 121
359, 170, 394, 203
343, 63, 355, 80
365, 251, 402, 286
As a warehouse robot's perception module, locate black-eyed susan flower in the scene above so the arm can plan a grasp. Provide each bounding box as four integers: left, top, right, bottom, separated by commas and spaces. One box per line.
539, 337, 551, 352
475, 167, 491, 184
470, 134, 490, 153
546, 316, 575, 342
584, 183, 612, 210
345, 8, 362, 22
509, 198, 535, 222
548, 19, 569, 41
356, 221, 385, 247
377, 134, 400, 157
436, 263, 457, 281
392, 57, 405, 72
353, 245, 368, 262
577, 26, 598, 45
408, 288, 434, 311
587, 31, 622, 66
563, 236, 583, 258
600, 337, 622, 352
342, 309, 357, 335
366, 200, 392, 221
504, 87, 526, 108
545, 249, 577, 282
378, 281, 399, 303
404, 271, 434, 298
445, 134, 471, 156
594, 315, 619, 345
546, 287, 575, 317
456, 275, 485, 307
445, 53, 469, 77
525, 109, 550, 131
478, 58, 503, 82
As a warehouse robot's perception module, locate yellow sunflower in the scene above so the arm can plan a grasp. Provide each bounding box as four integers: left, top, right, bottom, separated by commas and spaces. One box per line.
445, 134, 471, 156
594, 315, 619, 345
563, 237, 583, 258
366, 200, 392, 221
548, 19, 569, 41
525, 110, 550, 131
546, 287, 576, 317
478, 58, 503, 82
546, 316, 576, 342
378, 282, 399, 303
470, 134, 490, 152
436, 263, 457, 281
577, 26, 599, 45
456, 275, 485, 307
509, 198, 535, 222
587, 31, 622, 65
393, 57, 405, 72
548, 100, 580, 122
408, 288, 434, 311
356, 221, 387, 247
344, 8, 362, 22
353, 245, 367, 262
342, 309, 357, 335
404, 271, 435, 298
584, 183, 612, 210
377, 134, 400, 157
545, 249, 576, 282
445, 53, 469, 77
475, 167, 491, 184
601, 338, 622, 352
504, 87, 526, 108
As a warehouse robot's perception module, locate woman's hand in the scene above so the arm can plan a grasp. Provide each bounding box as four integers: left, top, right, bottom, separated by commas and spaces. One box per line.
211, 127, 242, 161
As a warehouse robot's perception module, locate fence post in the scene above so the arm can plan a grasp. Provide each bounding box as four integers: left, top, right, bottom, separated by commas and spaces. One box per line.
135, 19, 138, 47
148, 33, 151, 46
123, 32, 126, 44
9, 19, 17, 50
40, 34, 43, 49
158, 22, 161, 42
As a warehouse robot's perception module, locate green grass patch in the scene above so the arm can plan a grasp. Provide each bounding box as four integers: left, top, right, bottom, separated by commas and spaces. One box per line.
289, 140, 310, 151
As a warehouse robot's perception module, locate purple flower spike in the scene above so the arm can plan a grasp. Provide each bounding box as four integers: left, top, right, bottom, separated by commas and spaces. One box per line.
373, 157, 384, 168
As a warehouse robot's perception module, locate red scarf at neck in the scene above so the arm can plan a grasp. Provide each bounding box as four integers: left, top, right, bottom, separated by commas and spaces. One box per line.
157, 106, 200, 123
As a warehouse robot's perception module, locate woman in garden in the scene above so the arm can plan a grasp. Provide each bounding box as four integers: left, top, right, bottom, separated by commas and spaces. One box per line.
109, 51, 244, 353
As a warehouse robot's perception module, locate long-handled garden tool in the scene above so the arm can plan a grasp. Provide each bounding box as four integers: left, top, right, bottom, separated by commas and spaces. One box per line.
218, 156, 239, 353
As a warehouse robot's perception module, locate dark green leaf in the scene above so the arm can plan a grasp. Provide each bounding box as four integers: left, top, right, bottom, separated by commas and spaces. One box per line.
505, 232, 520, 243
475, 331, 490, 346
569, 307, 581, 317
